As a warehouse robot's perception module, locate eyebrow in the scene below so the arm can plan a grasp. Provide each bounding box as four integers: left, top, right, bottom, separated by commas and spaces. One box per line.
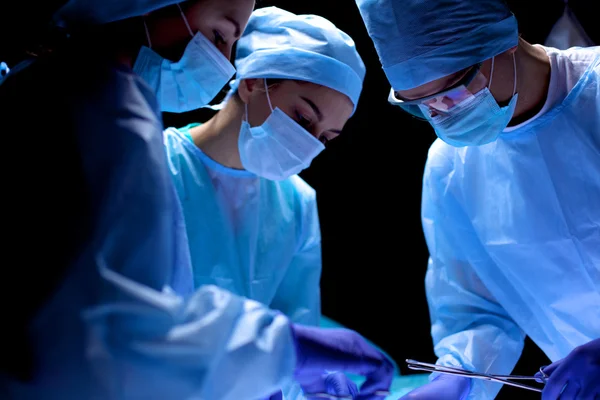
226, 16, 241, 38
301, 96, 322, 120
300, 96, 343, 134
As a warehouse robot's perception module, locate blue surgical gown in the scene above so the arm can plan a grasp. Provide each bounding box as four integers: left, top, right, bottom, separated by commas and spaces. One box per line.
163, 124, 322, 326
0, 50, 296, 400
422, 47, 600, 399
163, 125, 323, 400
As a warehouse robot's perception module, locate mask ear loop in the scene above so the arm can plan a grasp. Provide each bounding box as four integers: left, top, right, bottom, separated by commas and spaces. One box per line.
511, 53, 517, 96
142, 19, 152, 48
244, 79, 275, 123
488, 54, 517, 97
176, 3, 194, 37
488, 56, 495, 90
264, 78, 274, 112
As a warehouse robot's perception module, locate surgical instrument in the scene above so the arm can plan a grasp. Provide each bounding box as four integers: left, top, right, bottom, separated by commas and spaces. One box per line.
406, 359, 547, 393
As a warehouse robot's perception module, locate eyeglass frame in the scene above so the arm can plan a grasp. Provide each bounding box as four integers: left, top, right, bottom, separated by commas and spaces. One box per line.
387, 63, 484, 119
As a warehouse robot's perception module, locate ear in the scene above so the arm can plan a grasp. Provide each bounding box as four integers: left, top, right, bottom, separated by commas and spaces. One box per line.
237, 78, 261, 104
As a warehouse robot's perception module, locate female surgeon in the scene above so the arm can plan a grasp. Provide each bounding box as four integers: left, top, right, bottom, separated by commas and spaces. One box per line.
164, 6, 369, 399
0, 1, 394, 399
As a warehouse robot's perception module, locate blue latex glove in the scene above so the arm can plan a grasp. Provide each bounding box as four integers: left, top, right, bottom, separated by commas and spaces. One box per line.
397, 375, 471, 400
535, 338, 600, 400
291, 325, 394, 400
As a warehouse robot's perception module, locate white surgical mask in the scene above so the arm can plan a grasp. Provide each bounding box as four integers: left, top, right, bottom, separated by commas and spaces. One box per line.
133, 3, 235, 113
238, 79, 325, 180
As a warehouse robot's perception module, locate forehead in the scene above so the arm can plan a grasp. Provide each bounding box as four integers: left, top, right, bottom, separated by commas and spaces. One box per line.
195, 0, 253, 26
216, 0, 253, 21
291, 81, 353, 118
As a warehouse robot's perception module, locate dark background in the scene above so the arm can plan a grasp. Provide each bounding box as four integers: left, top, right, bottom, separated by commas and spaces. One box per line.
2, 0, 597, 398
163, 1, 598, 399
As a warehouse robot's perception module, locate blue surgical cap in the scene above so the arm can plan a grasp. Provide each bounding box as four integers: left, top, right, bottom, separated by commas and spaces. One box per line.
355, 0, 519, 90
234, 7, 366, 113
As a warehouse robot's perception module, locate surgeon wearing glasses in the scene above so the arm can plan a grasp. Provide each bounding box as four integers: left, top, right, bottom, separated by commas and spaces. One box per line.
356, 0, 600, 399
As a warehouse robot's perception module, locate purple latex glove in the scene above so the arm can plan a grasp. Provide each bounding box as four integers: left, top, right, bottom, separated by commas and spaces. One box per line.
291, 324, 394, 400
302, 371, 360, 399
535, 338, 600, 400
397, 375, 471, 400
268, 391, 283, 400
268, 372, 358, 400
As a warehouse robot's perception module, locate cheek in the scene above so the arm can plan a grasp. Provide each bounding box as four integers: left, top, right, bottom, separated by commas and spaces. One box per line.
467, 72, 489, 95
247, 93, 274, 127
325, 105, 353, 130
195, 25, 213, 42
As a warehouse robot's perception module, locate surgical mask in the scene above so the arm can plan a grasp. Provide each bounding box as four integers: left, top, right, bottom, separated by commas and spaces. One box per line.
423, 54, 518, 147
238, 79, 325, 181
133, 3, 235, 113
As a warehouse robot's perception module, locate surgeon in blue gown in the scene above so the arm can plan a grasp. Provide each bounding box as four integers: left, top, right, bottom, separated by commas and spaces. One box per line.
354, 0, 600, 399
164, 6, 368, 399
0, 1, 394, 399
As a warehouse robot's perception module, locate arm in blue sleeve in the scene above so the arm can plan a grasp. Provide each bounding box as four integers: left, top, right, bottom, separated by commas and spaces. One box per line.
86, 266, 296, 400
75, 68, 182, 292
265, 188, 322, 400
270, 193, 322, 327
76, 69, 295, 399
421, 148, 526, 400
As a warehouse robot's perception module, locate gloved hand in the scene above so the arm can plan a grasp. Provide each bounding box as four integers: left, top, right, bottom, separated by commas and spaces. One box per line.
397, 374, 470, 400
268, 372, 358, 400
302, 371, 359, 399
535, 338, 600, 400
291, 324, 394, 400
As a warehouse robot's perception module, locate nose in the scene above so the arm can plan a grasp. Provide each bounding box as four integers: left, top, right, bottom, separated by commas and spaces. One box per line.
308, 124, 323, 141
311, 124, 330, 144
218, 43, 233, 61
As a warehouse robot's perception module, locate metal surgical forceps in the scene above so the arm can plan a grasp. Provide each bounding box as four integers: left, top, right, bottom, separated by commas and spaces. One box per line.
406, 359, 548, 393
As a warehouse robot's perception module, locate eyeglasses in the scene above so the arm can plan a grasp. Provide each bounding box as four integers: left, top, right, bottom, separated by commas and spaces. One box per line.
388, 63, 483, 120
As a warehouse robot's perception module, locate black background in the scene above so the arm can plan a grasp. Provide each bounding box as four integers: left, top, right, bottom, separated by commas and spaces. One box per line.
2, 0, 597, 398
162, 1, 599, 399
